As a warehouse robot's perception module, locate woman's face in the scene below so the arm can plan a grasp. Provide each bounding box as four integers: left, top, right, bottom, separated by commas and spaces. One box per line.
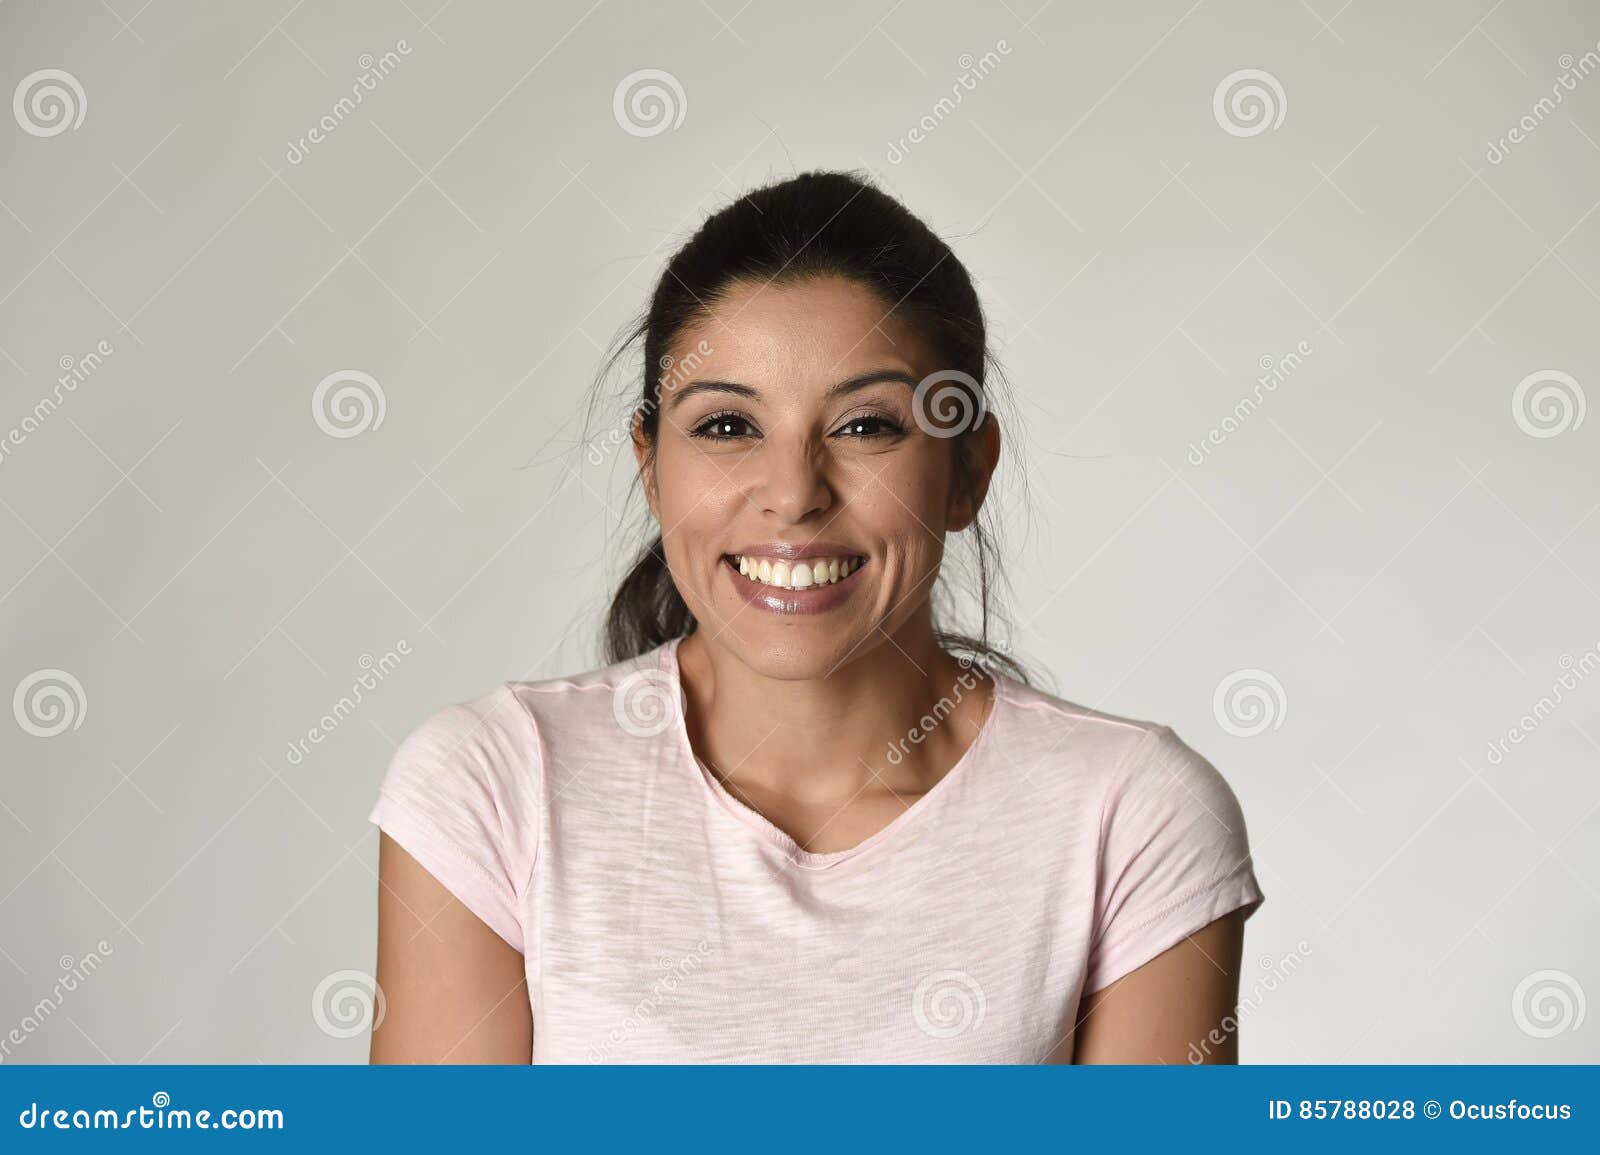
635, 274, 996, 677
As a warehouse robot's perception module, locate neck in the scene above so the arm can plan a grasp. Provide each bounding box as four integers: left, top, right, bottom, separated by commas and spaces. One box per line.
675, 611, 995, 804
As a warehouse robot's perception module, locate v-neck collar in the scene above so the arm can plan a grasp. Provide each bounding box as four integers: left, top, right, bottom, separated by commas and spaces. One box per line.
660, 634, 1007, 871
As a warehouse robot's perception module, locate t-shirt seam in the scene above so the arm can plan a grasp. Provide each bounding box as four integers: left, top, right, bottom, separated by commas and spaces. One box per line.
1095, 723, 1165, 854
495, 680, 544, 902
1107, 854, 1256, 939
1089, 723, 1172, 959
373, 786, 520, 911
512, 654, 677, 699
516, 679, 624, 696
1006, 691, 1157, 736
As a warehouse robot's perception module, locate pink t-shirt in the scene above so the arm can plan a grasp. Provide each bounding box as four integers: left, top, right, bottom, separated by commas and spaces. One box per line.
368, 635, 1264, 1063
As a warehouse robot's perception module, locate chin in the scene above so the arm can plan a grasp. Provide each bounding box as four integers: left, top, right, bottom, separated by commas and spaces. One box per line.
714, 631, 874, 682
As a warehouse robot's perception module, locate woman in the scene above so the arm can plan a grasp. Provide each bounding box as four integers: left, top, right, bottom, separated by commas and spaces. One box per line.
368, 170, 1264, 1064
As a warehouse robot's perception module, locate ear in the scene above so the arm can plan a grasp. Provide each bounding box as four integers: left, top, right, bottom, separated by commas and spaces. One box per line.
947, 412, 1001, 532
631, 407, 660, 522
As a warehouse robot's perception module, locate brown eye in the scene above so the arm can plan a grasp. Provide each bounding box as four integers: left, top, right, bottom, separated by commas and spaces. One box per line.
834, 414, 904, 438
690, 412, 757, 440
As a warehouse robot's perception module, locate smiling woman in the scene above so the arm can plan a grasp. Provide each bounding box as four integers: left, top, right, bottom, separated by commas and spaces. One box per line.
367, 170, 1264, 1065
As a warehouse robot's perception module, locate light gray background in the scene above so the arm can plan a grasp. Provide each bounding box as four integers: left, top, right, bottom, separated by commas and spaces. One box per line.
2, 0, 1597, 1063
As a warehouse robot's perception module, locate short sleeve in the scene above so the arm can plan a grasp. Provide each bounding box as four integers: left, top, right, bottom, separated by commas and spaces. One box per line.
1082, 725, 1264, 994
368, 684, 542, 951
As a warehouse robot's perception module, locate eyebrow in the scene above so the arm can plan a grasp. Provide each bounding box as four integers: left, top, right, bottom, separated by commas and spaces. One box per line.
665, 369, 919, 411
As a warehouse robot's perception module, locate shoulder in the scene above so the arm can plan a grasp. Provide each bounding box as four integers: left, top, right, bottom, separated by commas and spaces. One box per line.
995, 676, 1248, 839
1003, 692, 1266, 995
381, 640, 678, 800
383, 682, 541, 794
373, 683, 545, 881
369, 643, 676, 947
503, 641, 679, 738
994, 674, 1170, 790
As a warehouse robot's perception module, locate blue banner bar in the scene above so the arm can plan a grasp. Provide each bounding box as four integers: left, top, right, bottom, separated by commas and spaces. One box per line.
2, 1065, 1595, 1151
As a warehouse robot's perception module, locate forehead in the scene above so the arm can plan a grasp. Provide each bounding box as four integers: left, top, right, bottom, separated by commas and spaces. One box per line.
672, 275, 931, 382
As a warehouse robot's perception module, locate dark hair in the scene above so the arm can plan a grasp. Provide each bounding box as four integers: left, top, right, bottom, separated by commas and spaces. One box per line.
593, 169, 1033, 685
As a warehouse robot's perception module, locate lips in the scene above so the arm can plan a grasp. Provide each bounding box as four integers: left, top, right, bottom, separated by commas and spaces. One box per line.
723, 540, 868, 563
720, 551, 868, 615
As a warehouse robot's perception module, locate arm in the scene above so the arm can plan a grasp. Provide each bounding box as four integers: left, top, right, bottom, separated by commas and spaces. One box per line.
370, 833, 532, 1064
1071, 906, 1248, 1064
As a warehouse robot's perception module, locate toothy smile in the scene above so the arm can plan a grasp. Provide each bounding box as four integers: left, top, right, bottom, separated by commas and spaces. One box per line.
726, 553, 866, 591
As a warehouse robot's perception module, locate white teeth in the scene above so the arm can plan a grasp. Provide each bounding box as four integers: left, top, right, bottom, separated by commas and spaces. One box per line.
730, 554, 862, 591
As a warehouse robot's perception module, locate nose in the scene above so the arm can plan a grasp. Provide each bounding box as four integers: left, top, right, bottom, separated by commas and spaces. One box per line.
752, 436, 833, 522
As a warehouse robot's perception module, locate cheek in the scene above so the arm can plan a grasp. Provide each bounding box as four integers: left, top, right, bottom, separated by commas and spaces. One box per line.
653, 441, 744, 530
840, 444, 952, 522
837, 451, 952, 571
